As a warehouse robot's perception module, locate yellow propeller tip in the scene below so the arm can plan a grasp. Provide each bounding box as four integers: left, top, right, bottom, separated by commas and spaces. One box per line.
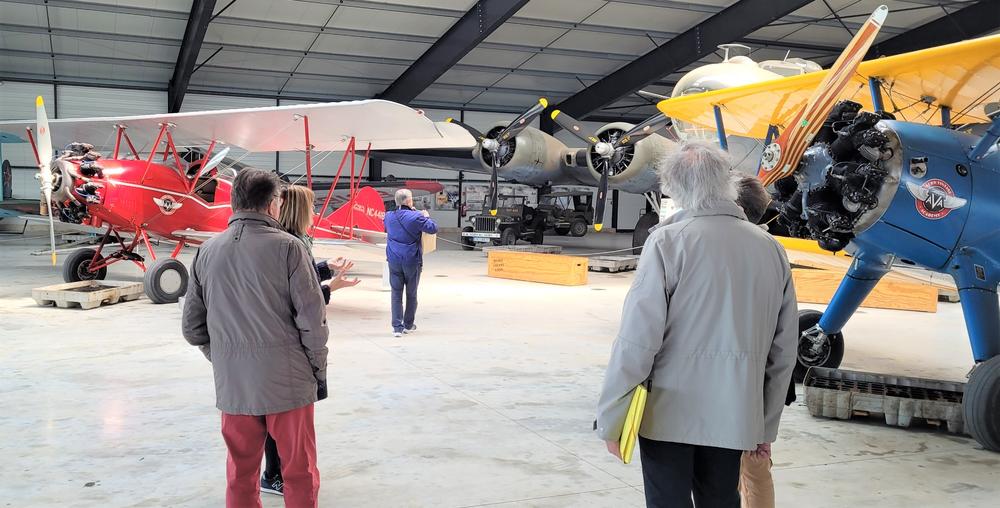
550, 110, 561, 120
445, 117, 453, 123
490, 209, 497, 216
538, 98, 548, 108
594, 224, 603, 232
36, 96, 44, 107
51, 252, 57, 266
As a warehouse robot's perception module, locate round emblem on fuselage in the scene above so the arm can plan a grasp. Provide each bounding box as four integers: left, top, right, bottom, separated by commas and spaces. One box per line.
153, 194, 183, 215
905, 178, 967, 220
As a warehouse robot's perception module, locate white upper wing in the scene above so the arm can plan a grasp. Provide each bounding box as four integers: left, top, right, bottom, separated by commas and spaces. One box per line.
0, 99, 475, 152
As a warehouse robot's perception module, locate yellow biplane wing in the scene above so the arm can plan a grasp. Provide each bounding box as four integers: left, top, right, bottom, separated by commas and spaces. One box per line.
657, 34, 1000, 139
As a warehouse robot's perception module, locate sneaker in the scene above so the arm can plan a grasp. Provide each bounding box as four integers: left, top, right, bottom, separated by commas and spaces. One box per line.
403, 325, 417, 334
261, 474, 284, 496
393, 331, 403, 338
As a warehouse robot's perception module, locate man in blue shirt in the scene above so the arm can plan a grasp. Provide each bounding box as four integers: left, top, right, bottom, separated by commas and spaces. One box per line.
384, 189, 438, 337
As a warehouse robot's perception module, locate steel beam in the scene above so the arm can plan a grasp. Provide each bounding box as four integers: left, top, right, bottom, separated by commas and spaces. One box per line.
865, 0, 1000, 59
168, 0, 217, 113
552, 0, 813, 119
378, 0, 529, 103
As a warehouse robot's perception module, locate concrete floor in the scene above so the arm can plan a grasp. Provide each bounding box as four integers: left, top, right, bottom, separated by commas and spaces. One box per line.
1, 231, 998, 507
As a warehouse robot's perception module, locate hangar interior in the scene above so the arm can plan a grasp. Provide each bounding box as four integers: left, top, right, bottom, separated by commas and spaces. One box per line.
2, 0, 1000, 506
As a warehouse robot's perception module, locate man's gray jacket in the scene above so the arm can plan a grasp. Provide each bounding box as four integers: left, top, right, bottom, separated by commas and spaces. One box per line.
182, 211, 329, 415
596, 202, 797, 450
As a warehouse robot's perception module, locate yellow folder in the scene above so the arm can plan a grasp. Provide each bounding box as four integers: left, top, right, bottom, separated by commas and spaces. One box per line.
619, 381, 650, 464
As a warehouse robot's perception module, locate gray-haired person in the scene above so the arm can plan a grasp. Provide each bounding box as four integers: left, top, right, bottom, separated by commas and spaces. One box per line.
384, 189, 438, 337
596, 142, 798, 508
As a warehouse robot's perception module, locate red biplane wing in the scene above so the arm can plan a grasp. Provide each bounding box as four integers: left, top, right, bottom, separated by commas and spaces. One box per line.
0, 100, 475, 152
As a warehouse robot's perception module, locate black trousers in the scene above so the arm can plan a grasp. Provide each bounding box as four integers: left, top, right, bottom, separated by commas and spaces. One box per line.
263, 433, 281, 479
638, 436, 742, 508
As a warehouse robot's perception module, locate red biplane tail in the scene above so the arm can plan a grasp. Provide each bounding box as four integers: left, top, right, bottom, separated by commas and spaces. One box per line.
316, 186, 386, 239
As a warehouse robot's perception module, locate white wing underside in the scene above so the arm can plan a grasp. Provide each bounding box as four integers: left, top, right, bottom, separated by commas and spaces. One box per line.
0, 99, 475, 153
171, 229, 385, 263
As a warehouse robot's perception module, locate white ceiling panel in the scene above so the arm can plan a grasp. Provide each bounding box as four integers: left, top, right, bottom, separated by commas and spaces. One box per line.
1, 55, 53, 76
282, 78, 383, 98
513, 0, 609, 24
548, 30, 654, 56
87, 0, 192, 11
47, 7, 187, 39
458, 48, 532, 68
518, 53, 622, 75
585, 3, 710, 33
328, 6, 456, 38
1, 2, 47, 24
51, 36, 178, 62
205, 24, 315, 51
493, 74, 581, 94
469, 91, 569, 109
201, 49, 299, 73
218, 0, 335, 27
484, 24, 564, 47
0, 32, 49, 52
788, 1, 936, 30
436, 68, 507, 88
190, 71, 289, 93
55, 60, 170, 84
295, 57, 406, 80
414, 86, 484, 105
311, 33, 430, 60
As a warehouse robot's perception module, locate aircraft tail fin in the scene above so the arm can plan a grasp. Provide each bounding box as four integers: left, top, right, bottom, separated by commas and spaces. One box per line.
319, 186, 386, 234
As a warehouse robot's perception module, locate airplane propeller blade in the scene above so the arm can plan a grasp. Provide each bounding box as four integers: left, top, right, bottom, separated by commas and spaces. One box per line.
498, 98, 548, 141
757, 4, 888, 186
445, 117, 487, 142
616, 113, 671, 147
593, 169, 610, 232
488, 158, 499, 216
549, 109, 599, 145
35, 96, 57, 266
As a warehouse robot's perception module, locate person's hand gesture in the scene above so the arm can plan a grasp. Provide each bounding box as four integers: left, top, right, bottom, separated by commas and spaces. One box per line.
329, 257, 351, 272
323, 268, 360, 293
420, 209, 430, 218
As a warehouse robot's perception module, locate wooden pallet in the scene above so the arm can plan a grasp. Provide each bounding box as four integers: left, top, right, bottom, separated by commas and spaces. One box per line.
33, 280, 144, 310
487, 251, 587, 286
481, 245, 562, 257
588, 255, 640, 273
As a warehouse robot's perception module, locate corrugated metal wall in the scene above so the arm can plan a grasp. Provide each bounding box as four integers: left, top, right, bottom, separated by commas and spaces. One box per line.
181, 94, 278, 171
1, 82, 55, 198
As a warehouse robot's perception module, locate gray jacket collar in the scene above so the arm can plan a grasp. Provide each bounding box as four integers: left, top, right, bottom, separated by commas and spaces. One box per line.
228, 211, 281, 229
650, 201, 746, 233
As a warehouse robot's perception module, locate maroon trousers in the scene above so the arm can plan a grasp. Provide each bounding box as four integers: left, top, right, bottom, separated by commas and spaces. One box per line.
221, 404, 319, 508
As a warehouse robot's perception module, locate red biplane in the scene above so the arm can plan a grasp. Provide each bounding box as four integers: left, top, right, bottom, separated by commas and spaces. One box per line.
0, 99, 474, 303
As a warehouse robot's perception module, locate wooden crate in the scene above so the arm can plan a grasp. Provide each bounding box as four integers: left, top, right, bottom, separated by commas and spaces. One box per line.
487, 251, 587, 286
480, 244, 562, 257
792, 268, 938, 313
33, 280, 144, 310
588, 255, 640, 273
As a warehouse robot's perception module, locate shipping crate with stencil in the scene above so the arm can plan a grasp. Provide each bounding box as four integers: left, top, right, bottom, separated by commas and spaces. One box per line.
488, 251, 587, 286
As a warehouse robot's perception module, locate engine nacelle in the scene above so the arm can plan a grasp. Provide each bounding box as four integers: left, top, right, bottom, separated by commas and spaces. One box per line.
584, 122, 675, 194
475, 124, 577, 186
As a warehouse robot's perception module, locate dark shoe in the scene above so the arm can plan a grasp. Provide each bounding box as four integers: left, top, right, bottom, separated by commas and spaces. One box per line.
403, 325, 417, 334
261, 474, 284, 496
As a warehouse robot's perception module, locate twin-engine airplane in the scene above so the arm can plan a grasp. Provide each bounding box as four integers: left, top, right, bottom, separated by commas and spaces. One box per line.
374, 46, 823, 249
0, 99, 474, 303
659, 5, 1000, 451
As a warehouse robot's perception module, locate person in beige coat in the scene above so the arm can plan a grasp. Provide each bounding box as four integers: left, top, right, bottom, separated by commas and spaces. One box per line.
596, 142, 798, 508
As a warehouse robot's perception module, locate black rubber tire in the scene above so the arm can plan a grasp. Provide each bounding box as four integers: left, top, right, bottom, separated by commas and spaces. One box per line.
461, 226, 475, 251
569, 218, 588, 237
632, 212, 659, 254
144, 258, 189, 304
500, 227, 518, 246
794, 309, 845, 382
963, 355, 1000, 452
555, 227, 570, 236
530, 228, 544, 245
63, 248, 107, 282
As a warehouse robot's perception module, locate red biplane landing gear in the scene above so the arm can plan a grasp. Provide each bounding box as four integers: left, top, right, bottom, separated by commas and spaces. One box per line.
144, 258, 188, 304
63, 248, 108, 282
